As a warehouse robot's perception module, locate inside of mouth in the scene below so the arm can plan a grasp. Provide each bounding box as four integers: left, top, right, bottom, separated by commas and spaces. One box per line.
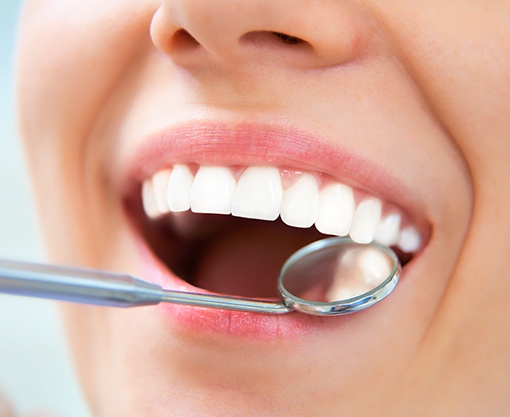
138, 210, 412, 299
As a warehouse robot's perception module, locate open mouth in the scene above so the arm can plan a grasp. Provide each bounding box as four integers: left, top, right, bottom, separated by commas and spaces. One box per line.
126, 163, 426, 300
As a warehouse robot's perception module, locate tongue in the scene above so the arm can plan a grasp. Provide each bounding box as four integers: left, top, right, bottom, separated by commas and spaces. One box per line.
194, 220, 322, 298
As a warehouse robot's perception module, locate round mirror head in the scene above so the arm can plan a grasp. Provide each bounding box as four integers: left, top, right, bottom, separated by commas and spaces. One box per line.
278, 237, 401, 316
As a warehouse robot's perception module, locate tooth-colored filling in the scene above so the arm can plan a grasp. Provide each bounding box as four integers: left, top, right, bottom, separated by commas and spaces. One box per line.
141, 164, 423, 254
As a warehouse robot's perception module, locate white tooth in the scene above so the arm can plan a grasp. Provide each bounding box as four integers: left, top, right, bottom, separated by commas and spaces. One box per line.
152, 169, 171, 214
281, 173, 319, 228
349, 197, 382, 244
232, 166, 282, 221
358, 247, 394, 287
326, 246, 393, 300
190, 166, 236, 214
374, 213, 401, 246
315, 183, 355, 236
326, 285, 370, 301
167, 164, 194, 212
141, 179, 160, 219
398, 226, 421, 253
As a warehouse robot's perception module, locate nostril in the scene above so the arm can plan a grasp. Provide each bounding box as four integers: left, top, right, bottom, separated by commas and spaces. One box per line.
171, 28, 200, 51
271, 32, 305, 45
241, 31, 312, 51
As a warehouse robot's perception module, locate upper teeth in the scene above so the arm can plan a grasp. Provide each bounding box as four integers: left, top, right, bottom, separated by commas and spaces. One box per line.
142, 164, 422, 253
232, 166, 282, 221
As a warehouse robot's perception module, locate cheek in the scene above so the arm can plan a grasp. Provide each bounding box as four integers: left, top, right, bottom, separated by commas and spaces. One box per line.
15, 0, 156, 261
373, 1, 510, 176
17, 0, 155, 146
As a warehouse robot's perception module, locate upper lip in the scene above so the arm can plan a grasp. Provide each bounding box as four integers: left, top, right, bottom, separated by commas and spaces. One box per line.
122, 120, 429, 231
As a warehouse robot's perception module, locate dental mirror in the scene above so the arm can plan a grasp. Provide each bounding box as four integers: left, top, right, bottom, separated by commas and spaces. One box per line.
0, 237, 401, 316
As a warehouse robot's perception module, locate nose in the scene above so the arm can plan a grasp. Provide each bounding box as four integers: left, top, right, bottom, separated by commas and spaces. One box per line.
150, 0, 371, 69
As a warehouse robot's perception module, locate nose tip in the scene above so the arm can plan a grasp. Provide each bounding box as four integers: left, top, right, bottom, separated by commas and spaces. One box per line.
151, 0, 371, 69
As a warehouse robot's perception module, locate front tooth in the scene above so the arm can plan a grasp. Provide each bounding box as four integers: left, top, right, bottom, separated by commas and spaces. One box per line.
190, 166, 236, 214
152, 169, 171, 214
167, 164, 194, 212
374, 213, 401, 246
141, 179, 160, 219
349, 197, 382, 244
398, 226, 421, 253
281, 173, 319, 228
232, 166, 282, 220
315, 183, 355, 236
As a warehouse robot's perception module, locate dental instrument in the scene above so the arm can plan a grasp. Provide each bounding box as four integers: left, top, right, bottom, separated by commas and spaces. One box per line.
0, 237, 401, 316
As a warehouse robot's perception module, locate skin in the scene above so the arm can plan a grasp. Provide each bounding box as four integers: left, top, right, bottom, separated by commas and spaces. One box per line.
0, 390, 14, 417
15, 0, 510, 415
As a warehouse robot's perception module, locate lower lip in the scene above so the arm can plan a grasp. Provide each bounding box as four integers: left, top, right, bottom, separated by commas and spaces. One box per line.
133, 234, 360, 339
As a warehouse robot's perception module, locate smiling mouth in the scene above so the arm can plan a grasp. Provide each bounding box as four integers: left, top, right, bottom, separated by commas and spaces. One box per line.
127, 162, 425, 300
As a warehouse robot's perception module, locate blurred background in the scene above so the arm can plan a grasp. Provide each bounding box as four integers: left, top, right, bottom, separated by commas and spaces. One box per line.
0, 1, 90, 415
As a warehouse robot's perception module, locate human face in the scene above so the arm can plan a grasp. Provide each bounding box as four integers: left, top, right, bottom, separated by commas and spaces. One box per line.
16, 0, 510, 415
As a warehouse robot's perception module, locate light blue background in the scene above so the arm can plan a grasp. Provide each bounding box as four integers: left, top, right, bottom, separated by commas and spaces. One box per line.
0, 1, 90, 415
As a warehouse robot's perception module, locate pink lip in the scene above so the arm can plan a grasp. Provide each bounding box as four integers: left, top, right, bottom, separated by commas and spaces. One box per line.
126, 122, 412, 207
121, 121, 428, 339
